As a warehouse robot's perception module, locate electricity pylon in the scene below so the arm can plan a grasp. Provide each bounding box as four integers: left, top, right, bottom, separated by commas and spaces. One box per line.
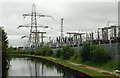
61, 18, 64, 46
18, 4, 54, 49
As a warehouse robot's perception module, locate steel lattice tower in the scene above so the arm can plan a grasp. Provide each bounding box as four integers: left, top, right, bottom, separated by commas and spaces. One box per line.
23, 4, 38, 48
61, 18, 64, 46
18, 4, 54, 49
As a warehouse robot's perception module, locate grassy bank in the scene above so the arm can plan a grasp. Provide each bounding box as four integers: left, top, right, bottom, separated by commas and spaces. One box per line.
10, 54, 117, 78
67, 59, 118, 72
8, 42, 120, 77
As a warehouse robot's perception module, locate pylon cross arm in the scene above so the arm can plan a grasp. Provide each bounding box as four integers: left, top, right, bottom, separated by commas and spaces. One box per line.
17, 25, 49, 29
37, 15, 55, 20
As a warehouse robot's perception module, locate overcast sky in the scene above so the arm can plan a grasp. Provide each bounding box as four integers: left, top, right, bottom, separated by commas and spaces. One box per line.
0, 0, 119, 47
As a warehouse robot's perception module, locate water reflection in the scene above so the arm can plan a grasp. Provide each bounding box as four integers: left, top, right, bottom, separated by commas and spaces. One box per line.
8, 57, 90, 78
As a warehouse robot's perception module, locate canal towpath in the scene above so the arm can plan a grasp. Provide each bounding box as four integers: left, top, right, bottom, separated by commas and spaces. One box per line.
48, 57, 120, 77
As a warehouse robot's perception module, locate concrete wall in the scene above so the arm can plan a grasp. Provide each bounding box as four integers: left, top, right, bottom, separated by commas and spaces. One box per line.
52, 46, 82, 53
52, 42, 120, 60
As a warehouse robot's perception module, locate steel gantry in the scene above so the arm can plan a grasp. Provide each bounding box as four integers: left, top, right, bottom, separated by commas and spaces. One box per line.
67, 32, 85, 46
98, 25, 120, 43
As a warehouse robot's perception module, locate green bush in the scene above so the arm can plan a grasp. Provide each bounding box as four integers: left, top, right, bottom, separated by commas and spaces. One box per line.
7, 47, 14, 53
90, 45, 111, 64
56, 49, 62, 58
52, 53, 56, 57
47, 49, 53, 56
43, 46, 53, 56
80, 41, 91, 61
10, 50, 18, 54
71, 51, 79, 60
61, 45, 74, 60
29, 50, 34, 55
103, 60, 120, 70
79, 41, 111, 64
34, 48, 42, 55
40, 49, 45, 56
17, 50, 26, 54
25, 50, 29, 54
21, 50, 26, 54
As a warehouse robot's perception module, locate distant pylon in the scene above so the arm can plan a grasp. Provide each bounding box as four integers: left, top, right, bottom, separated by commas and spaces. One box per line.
61, 18, 64, 38
61, 18, 64, 46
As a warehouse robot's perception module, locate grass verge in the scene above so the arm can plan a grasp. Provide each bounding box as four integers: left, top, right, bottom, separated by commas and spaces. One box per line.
9, 54, 119, 78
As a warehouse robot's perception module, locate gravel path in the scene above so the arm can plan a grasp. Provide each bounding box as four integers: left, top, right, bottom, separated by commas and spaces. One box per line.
48, 57, 120, 77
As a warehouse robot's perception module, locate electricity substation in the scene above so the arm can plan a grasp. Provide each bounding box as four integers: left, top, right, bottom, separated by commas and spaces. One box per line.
18, 4, 120, 56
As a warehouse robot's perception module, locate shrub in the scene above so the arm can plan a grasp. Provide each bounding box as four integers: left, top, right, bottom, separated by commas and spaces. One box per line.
7, 47, 14, 54
61, 45, 74, 60
80, 41, 91, 61
40, 49, 45, 56
34, 48, 42, 55
71, 51, 79, 60
43, 46, 53, 56
11, 50, 18, 54
52, 53, 56, 57
17, 50, 26, 54
105, 60, 120, 70
79, 41, 111, 64
21, 50, 26, 54
90, 45, 111, 64
47, 49, 53, 56
25, 50, 29, 54
29, 50, 34, 55
56, 49, 62, 58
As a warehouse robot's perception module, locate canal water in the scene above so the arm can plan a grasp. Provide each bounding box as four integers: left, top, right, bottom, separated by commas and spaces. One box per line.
8, 56, 92, 78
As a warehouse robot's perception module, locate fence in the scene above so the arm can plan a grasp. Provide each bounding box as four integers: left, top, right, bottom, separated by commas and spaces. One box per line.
52, 42, 120, 60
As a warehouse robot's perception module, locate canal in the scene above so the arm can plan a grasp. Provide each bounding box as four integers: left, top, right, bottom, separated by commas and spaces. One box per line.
7, 56, 93, 78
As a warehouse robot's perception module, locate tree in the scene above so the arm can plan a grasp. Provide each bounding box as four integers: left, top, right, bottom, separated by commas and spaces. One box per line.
0, 27, 9, 78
